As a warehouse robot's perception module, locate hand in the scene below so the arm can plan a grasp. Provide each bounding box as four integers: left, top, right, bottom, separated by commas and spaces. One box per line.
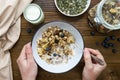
82, 48, 107, 80
17, 43, 38, 80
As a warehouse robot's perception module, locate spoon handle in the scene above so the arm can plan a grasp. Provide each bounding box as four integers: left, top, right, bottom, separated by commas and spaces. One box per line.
91, 54, 104, 66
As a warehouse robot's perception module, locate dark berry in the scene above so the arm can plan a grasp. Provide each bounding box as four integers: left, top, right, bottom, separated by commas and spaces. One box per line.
104, 39, 108, 43
90, 31, 95, 36
110, 35, 116, 40
60, 33, 65, 38
108, 43, 114, 47
117, 38, 120, 42
46, 47, 51, 51
105, 36, 111, 41
101, 42, 107, 47
104, 44, 109, 48
112, 49, 117, 53
53, 53, 57, 57
26, 28, 32, 33
101, 42, 109, 48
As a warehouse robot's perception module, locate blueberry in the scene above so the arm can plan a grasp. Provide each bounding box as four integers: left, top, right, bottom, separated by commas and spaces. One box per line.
117, 38, 120, 42
102, 42, 109, 48
110, 35, 116, 40
60, 33, 65, 38
108, 43, 114, 47
53, 53, 57, 57
46, 47, 51, 51
90, 31, 95, 36
105, 36, 111, 41
101, 42, 107, 47
26, 28, 32, 33
104, 39, 108, 43
104, 44, 109, 48
112, 49, 117, 53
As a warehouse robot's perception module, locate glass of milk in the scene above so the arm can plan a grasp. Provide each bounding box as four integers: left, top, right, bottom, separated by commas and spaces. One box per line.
23, 3, 44, 25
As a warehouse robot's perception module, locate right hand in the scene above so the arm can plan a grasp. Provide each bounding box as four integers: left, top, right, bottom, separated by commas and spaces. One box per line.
82, 48, 107, 80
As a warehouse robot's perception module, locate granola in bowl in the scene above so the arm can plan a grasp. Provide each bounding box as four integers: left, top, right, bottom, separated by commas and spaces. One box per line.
37, 26, 75, 65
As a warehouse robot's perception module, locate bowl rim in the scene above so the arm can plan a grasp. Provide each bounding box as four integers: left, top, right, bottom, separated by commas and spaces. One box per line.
54, 0, 91, 17
31, 20, 85, 73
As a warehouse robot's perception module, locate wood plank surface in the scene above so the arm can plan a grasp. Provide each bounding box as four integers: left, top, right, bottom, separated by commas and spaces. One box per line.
10, 0, 120, 80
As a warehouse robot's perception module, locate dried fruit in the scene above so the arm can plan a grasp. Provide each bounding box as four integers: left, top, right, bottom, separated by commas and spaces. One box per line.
55, 38, 59, 44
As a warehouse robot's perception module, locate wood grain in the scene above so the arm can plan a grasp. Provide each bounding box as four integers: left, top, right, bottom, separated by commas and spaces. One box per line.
10, 0, 120, 80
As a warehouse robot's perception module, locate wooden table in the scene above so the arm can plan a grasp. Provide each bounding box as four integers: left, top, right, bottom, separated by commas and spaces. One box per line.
11, 0, 120, 80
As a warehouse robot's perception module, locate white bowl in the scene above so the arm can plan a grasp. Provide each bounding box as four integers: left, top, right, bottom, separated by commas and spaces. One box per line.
32, 21, 84, 73
54, 0, 91, 17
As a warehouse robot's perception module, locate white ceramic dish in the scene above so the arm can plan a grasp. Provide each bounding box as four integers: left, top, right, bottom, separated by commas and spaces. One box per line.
32, 21, 84, 73
54, 0, 91, 17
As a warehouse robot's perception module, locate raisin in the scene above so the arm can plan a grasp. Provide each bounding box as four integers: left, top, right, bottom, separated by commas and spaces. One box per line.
55, 39, 59, 44
59, 29, 63, 32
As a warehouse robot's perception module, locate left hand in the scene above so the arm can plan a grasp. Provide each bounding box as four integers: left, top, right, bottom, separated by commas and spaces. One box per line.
17, 42, 38, 80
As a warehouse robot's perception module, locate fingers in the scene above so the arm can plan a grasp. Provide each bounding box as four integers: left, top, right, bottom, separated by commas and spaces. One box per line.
25, 42, 34, 62
86, 48, 104, 60
17, 44, 27, 61
86, 48, 107, 67
84, 48, 93, 68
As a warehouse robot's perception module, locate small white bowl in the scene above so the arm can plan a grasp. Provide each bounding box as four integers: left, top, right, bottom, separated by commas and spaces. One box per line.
54, 0, 91, 17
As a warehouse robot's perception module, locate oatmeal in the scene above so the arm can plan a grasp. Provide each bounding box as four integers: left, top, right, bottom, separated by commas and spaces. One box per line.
37, 26, 75, 65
